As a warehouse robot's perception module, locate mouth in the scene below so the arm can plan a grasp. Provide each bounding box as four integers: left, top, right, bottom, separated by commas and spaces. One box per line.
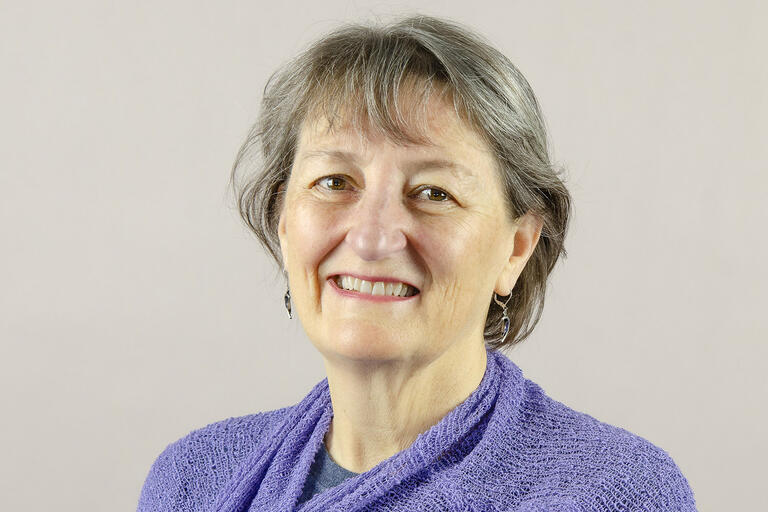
329, 274, 420, 298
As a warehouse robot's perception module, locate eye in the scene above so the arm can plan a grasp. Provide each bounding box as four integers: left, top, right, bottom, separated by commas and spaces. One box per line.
315, 175, 351, 191
415, 186, 453, 203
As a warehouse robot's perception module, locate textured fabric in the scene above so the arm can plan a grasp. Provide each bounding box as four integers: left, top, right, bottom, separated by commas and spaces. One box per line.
295, 441, 360, 505
137, 348, 698, 511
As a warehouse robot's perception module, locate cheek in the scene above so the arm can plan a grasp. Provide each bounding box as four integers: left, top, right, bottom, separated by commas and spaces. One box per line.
286, 200, 344, 273
414, 217, 497, 336
417, 215, 495, 290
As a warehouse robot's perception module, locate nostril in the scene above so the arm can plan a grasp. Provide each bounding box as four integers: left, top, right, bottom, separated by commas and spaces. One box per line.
345, 225, 407, 260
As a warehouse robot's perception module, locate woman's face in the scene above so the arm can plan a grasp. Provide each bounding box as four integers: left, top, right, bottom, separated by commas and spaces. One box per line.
277, 97, 523, 365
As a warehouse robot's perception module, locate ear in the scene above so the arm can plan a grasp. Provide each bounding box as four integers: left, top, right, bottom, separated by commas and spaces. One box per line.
494, 212, 543, 296
276, 182, 289, 273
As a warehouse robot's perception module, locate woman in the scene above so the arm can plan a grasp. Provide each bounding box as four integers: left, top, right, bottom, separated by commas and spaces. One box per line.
138, 14, 697, 512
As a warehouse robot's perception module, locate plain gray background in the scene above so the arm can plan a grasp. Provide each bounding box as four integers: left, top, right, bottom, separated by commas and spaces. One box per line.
1, 1, 765, 510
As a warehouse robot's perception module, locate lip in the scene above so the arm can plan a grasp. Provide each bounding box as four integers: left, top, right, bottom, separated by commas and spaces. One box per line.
327, 276, 419, 302
328, 272, 420, 292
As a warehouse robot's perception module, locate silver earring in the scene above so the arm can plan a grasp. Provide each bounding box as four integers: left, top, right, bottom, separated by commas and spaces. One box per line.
492, 292, 511, 343
284, 285, 292, 319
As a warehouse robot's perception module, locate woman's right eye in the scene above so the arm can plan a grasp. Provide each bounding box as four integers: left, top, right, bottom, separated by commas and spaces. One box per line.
316, 175, 350, 191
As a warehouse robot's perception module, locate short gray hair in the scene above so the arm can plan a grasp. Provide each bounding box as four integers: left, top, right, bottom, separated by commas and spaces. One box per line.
229, 14, 572, 351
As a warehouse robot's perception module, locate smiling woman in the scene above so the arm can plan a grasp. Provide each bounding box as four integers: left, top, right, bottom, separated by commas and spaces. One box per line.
137, 13, 698, 512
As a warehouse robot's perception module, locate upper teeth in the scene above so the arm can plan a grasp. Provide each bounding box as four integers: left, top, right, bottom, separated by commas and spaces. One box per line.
335, 275, 417, 297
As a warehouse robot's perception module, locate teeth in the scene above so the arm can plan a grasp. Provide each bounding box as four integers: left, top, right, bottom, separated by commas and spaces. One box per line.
371, 282, 385, 295
334, 275, 416, 297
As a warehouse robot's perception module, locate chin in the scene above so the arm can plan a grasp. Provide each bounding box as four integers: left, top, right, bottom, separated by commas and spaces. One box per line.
314, 325, 412, 362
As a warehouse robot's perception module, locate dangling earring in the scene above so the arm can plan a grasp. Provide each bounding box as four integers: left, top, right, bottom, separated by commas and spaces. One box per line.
492, 292, 511, 343
284, 284, 292, 319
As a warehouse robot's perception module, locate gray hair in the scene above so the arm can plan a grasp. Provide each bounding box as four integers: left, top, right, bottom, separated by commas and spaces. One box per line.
229, 14, 572, 351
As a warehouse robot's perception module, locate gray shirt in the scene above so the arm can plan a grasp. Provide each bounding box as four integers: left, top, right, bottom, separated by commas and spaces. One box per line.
296, 441, 360, 505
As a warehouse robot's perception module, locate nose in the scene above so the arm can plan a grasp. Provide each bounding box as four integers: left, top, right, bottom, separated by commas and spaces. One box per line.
344, 184, 408, 261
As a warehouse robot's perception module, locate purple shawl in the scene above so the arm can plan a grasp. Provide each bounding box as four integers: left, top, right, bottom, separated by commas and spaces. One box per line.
137, 348, 697, 511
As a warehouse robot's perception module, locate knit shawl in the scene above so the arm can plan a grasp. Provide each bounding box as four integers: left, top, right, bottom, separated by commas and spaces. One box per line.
137, 348, 698, 511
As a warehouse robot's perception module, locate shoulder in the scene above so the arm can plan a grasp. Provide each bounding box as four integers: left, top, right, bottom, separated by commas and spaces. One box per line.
137, 406, 292, 512
513, 378, 698, 511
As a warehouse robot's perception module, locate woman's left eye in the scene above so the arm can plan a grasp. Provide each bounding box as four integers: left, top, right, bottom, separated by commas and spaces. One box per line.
415, 186, 453, 202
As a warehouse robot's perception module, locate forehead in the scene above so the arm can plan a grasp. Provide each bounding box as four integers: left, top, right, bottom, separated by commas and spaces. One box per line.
296, 95, 493, 166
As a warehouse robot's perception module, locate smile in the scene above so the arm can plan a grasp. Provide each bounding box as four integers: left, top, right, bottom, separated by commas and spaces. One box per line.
328, 275, 419, 301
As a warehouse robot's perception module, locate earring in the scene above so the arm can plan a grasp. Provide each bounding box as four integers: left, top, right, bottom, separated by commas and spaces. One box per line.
492, 292, 511, 343
284, 284, 292, 319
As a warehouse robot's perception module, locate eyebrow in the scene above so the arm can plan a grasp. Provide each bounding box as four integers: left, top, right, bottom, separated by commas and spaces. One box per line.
298, 149, 477, 181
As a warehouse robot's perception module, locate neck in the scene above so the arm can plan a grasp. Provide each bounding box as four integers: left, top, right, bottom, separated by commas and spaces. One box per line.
321, 339, 488, 473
